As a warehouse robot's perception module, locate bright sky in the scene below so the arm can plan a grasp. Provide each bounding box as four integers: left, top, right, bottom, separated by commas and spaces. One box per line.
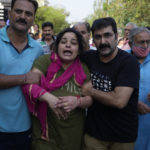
48, 0, 95, 23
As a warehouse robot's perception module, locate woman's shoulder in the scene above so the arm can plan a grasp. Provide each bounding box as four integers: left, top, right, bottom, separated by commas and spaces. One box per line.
37, 54, 50, 60
33, 54, 51, 74
34, 54, 51, 64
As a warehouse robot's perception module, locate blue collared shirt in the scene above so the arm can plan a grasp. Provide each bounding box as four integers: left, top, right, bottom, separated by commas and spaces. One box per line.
128, 50, 150, 150
0, 26, 43, 132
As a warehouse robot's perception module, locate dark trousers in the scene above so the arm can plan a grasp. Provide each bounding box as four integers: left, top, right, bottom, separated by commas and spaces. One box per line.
0, 129, 31, 150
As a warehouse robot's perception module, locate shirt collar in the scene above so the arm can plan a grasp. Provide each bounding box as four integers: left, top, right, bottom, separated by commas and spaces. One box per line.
0, 25, 35, 48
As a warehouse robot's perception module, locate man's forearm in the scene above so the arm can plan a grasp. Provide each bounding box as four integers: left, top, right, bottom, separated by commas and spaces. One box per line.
0, 71, 42, 89
0, 74, 26, 89
90, 88, 120, 108
89, 86, 133, 109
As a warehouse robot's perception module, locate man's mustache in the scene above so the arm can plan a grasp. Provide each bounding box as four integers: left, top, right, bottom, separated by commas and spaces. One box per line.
99, 44, 110, 49
45, 34, 51, 36
16, 18, 27, 25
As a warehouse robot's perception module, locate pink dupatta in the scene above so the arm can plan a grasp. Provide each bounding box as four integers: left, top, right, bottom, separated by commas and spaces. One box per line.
22, 52, 86, 139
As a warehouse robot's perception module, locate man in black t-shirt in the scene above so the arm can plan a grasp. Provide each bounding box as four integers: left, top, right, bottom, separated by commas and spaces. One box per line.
81, 17, 139, 150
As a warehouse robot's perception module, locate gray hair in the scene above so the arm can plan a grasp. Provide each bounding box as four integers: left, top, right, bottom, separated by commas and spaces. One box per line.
129, 27, 150, 45
73, 22, 91, 33
125, 22, 137, 28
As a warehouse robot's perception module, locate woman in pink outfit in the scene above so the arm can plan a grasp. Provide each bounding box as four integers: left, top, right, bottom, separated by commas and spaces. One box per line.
22, 28, 92, 150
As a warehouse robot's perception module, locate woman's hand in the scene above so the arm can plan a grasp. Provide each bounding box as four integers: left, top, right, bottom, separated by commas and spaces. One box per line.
55, 96, 79, 113
39, 92, 68, 120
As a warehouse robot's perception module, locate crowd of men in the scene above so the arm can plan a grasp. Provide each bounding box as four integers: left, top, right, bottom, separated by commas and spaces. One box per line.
0, 0, 150, 150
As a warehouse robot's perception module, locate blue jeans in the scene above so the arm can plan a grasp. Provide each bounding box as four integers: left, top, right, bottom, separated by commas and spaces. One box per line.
0, 129, 31, 150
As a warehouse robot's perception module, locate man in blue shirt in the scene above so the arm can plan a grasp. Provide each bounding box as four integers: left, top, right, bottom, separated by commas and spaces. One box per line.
128, 27, 150, 150
0, 0, 43, 149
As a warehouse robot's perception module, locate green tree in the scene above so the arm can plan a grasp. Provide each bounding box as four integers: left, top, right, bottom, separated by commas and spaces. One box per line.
37, 0, 49, 7
87, 0, 150, 30
35, 6, 70, 34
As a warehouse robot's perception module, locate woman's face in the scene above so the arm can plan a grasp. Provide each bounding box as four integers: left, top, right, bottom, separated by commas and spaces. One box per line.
58, 32, 79, 64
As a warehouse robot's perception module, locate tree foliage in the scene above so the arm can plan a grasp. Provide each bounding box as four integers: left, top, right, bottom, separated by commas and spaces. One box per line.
35, 6, 70, 34
86, 0, 150, 30
37, 0, 50, 7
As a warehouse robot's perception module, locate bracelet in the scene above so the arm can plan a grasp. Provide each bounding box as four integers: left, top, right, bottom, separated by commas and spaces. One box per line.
76, 96, 81, 107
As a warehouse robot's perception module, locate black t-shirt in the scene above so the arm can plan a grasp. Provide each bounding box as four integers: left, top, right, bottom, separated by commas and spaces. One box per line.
81, 49, 139, 142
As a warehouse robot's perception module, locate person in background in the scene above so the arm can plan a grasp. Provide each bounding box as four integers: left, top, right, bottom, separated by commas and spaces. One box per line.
0, 0, 43, 149
29, 32, 34, 39
28, 27, 34, 38
33, 24, 39, 33
22, 28, 92, 150
127, 27, 150, 150
38, 21, 55, 54
34, 32, 40, 40
73, 22, 96, 51
0, 19, 6, 29
81, 17, 139, 150
118, 22, 137, 50
33, 23, 41, 39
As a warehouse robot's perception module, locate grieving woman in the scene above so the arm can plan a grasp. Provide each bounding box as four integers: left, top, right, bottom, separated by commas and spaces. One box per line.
22, 28, 92, 150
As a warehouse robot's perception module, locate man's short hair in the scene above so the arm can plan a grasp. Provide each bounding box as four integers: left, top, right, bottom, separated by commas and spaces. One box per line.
91, 17, 117, 35
129, 27, 150, 45
11, 0, 38, 13
73, 22, 91, 33
42, 22, 54, 30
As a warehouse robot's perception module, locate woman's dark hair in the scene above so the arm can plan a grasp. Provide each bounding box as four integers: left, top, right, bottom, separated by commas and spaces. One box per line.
11, 0, 38, 13
53, 28, 85, 55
